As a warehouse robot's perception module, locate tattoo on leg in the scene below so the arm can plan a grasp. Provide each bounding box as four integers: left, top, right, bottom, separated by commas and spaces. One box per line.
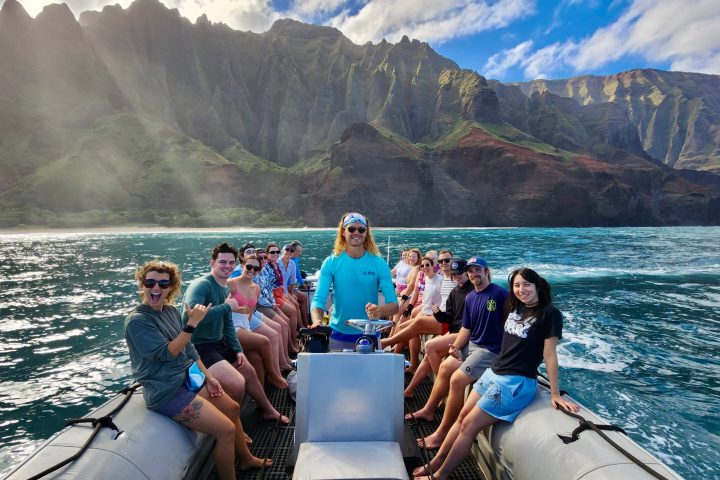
175, 399, 203, 424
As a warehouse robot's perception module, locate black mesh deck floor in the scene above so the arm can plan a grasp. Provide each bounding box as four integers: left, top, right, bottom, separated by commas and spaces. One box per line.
208, 373, 485, 480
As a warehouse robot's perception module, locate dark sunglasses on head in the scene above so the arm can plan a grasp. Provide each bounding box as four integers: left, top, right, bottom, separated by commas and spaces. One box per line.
245, 264, 261, 272
243, 248, 256, 254
438, 258, 452, 264
143, 279, 171, 289
268, 249, 280, 254
346, 226, 366, 234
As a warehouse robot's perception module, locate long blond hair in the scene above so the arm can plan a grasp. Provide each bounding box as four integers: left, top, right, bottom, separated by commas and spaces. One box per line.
332, 212, 380, 256
135, 260, 182, 306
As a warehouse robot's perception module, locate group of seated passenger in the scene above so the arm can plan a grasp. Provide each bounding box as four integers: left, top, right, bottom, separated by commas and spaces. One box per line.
124, 238, 578, 480
124, 240, 308, 480
386, 248, 579, 480
387, 248, 457, 374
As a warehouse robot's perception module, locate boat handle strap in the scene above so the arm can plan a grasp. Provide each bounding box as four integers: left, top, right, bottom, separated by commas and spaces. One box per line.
557, 418, 625, 444
557, 405, 672, 480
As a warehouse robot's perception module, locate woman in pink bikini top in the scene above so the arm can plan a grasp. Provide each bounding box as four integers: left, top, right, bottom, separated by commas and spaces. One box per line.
228, 259, 261, 329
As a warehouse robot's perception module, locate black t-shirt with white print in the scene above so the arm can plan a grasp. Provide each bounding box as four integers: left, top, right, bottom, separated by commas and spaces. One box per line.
491, 305, 563, 379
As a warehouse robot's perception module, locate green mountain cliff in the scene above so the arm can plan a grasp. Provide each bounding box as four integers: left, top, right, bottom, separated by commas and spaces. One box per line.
0, 0, 718, 227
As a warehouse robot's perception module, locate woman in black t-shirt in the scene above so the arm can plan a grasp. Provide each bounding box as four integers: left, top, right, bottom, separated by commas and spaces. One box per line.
413, 268, 579, 480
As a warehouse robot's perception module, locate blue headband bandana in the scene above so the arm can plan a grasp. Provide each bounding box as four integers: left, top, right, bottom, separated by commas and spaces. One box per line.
342, 213, 367, 227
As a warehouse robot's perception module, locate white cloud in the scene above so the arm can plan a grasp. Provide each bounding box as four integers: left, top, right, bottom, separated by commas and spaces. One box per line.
483, 0, 720, 80
670, 52, 720, 76
21, 0, 535, 42
573, 0, 720, 73
484, 39, 578, 79
522, 41, 577, 79
21, 0, 129, 17
483, 40, 534, 78
329, 0, 535, 44
290, 0, 347, 18
21, 0, 282, 31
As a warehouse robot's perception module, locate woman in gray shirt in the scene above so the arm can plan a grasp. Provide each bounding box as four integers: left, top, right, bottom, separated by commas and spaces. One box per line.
125, 260, 269, 478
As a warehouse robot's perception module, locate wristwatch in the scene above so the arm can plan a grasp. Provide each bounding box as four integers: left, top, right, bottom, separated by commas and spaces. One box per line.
182, 324, 196, 333
401, 294, 410, 301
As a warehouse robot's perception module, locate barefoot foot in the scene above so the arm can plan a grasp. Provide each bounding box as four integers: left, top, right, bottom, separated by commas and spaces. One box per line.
417, 431, 444, 449
269, 376, 289, 389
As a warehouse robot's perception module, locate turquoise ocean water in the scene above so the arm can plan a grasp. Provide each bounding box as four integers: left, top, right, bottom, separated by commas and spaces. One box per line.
0, 227, 718, 479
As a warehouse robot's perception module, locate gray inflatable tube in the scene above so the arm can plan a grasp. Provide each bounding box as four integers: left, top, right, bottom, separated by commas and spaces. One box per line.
4, 389, 214, 480
475, 383, 685, 480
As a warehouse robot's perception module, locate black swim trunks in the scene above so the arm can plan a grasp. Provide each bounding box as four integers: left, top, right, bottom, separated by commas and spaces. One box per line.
194, 339, 237, 368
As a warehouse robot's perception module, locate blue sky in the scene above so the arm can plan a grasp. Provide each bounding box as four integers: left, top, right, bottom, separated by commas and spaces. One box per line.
19, 0, 720, 82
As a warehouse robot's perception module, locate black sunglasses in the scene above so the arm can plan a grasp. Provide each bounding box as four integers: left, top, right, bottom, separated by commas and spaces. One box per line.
257, 255, 267, 260
245, 264, 261, 272
143, 279, 171, 289
346, 226, 366, 233
268, 249, 281, 254
438, 258, 452, 263
421, 263, 432, 268
284, 248, 295, 253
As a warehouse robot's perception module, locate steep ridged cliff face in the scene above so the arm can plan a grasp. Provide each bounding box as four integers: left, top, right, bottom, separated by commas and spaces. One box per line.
0, 0, 719, 227
76, 5, 471, 166
511, 70, 720, 172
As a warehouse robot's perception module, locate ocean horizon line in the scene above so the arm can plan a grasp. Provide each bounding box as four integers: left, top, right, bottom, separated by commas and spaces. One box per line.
0, 225, 520, 235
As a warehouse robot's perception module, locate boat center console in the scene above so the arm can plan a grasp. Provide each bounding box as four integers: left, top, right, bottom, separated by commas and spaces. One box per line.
292, 331, 408, 480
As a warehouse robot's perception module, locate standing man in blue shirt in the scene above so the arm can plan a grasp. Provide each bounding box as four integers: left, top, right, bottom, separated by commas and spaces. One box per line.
311, 212, 399, 350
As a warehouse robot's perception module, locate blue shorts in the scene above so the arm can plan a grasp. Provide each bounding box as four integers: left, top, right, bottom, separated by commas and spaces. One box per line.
249, 312, 264, 331
155, 384, 198, 418
473, 369, 537, 422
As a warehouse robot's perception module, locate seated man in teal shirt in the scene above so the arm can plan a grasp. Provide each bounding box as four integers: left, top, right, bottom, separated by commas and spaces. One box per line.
310, 212, 399, 350
183, 242, 288, 425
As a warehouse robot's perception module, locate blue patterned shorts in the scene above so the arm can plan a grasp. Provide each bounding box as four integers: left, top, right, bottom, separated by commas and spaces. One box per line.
473, 369, 537, 422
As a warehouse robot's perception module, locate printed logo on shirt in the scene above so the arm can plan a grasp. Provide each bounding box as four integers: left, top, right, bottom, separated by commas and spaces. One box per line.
362, 271, 376, 277
487, 299, 497, 311
504, 310, 536, 338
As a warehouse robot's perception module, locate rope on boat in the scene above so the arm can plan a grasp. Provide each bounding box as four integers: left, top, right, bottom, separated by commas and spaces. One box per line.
535, 375, 673, 480
556, 406, 672, 480
24, 383, 141, 480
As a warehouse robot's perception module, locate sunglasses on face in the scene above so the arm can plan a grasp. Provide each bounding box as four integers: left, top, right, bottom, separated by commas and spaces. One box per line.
421, 263, 432, 268
143, 279, 171, 289
268, 249, 280, 254
438, 258, 452, 264
346, 226, 366, 234
284, 248, 295, 253
257, 255, 267, 260
245, 264, 261, 272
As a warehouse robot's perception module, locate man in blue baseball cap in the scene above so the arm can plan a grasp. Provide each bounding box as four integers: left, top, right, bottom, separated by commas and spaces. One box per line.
417, 255, 507, 449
